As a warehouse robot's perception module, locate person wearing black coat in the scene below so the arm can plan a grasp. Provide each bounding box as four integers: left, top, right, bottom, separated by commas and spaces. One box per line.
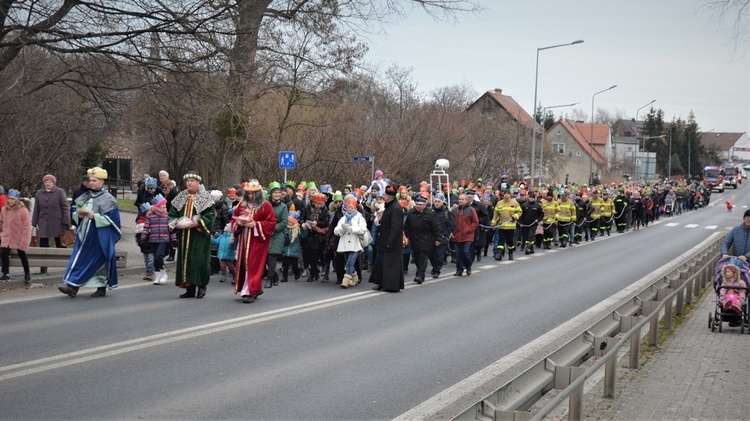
519, 193, 544, 254
404, 196, 440, 284
299, 194, 330, 282
369, 185, 404, 292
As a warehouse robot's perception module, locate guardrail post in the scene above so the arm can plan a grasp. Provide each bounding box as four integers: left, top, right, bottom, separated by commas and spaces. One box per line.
681, 265, 693, 305
569, 366, 586, 421
621, 316, 641, 369
669, 276, 684, 316
642, 301, 660, 346
657, 288, 674, 330
604, 351, 617, 399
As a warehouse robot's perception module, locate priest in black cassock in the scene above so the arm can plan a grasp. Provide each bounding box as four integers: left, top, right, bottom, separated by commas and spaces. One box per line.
369, 184, 404, 292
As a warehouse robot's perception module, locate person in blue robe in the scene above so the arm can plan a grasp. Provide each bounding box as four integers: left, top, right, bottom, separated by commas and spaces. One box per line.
58, 167, 121, 298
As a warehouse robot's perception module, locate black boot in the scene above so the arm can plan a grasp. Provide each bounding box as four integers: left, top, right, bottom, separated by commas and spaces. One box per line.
180, 285, 196, 298
264, 278, 272, 288
272, 273, 279, 286
508, 252, 513, 261
196, 285, 206, 298
90, 287, 106, 297
306, 273, 315, 282
58, 284, 78, 297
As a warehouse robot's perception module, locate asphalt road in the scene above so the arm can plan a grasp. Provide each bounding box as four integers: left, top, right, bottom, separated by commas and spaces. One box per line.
0, 186, 745, 420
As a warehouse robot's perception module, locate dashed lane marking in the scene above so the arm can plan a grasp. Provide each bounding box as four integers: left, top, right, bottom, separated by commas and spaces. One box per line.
685, 224, 699, 228
704, 225, 719, 230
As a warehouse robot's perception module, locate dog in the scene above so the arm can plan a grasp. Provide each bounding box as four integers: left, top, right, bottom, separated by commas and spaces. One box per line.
726, 201, 734, 212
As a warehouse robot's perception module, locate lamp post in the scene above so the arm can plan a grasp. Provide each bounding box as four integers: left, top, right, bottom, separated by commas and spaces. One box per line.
538, 102, 578, 186
530, 39, 584, 188
589, 85, 617, 185
635, 100, 656, 134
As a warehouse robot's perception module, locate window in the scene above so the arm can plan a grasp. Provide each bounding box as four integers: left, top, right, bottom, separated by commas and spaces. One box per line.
553, 143, 565, 154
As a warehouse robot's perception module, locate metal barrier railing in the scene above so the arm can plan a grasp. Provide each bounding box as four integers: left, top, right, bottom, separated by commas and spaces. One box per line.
452, 232, 723, 421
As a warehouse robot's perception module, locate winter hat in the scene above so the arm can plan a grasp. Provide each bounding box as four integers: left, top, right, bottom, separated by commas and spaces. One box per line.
384, 185, 398, 197
183, 171, 202, 182
8, 189, 21, 199
43, 174, 57, 184
374, 169, 383, 179
744, 209, 750, 218
146, 178, 158, 188
88, 167, 108, 180
210, 190, 223, 200
414, 196, 427, 205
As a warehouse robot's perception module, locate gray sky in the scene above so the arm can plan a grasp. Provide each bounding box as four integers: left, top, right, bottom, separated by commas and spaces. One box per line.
364, 0, 749, 134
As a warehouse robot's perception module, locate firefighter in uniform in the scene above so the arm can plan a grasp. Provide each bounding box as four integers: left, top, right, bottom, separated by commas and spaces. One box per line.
541, 191, 558, 249
519, 192, 543, 254
491, 190, 522, 261
613, 189, 629, 233
574, 193, 592, 243
555, 192, 576, 248
600, 191, 615, 236
588, 190, 604, 240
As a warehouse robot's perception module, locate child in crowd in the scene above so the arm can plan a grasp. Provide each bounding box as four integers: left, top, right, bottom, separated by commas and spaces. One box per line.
142, 195, 175, 285
281, 215, 306, 282
135, 203, 156, 282
212, 223, 236, 283
334, 199, 366, 288
719, 263, 747, 314
0, 190, 32, 284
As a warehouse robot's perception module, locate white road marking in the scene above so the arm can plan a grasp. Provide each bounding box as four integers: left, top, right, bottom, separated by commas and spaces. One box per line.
704, 225, 719, 230
665, 223, 679, 227
685, 224, 699, 228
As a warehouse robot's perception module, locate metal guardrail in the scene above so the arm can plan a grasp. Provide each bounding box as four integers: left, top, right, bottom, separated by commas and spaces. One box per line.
453, 233, 722, 421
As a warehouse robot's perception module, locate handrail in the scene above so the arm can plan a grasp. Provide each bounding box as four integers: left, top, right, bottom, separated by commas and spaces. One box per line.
530, 240, 720, 420
449, 232, 723, 421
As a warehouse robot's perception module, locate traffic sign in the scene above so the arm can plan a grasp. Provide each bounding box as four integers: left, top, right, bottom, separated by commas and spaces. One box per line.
279, 151, 296, 169
353, 156, 373, 163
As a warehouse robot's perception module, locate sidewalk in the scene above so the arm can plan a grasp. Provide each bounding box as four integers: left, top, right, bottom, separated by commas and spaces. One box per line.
583, 290, 750, 420
1, 210, 145, 290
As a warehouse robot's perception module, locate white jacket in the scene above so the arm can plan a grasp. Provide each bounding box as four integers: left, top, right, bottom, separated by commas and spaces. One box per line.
334, 212, 367, 252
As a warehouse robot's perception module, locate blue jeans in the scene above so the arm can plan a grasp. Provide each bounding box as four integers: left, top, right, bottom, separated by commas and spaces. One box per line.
454, 242, 472, 272
344, 251, 360, 275
143, 252, 154, 274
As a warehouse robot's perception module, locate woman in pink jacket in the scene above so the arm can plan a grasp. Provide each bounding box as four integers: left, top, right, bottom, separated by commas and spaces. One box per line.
0, 190, 33, 283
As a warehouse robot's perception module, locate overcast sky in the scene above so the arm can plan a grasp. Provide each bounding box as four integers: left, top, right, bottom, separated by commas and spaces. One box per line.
363, 0, 749, 134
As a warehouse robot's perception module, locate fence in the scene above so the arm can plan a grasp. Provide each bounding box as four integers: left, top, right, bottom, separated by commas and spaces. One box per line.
452, 232, 722, 421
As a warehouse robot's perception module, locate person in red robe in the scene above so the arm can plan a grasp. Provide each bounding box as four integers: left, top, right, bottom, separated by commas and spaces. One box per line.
232, 180, 276, 303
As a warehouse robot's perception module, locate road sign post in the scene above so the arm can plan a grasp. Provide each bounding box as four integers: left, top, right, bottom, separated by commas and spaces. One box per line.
353, 156, 375, 181
279, 151, 296, 183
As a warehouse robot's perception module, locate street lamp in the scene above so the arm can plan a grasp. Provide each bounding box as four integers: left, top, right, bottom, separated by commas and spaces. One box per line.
530, 39, 584, 188
635, 100, 656, 133
538, 102, 579, 186
589, 85, 617, 185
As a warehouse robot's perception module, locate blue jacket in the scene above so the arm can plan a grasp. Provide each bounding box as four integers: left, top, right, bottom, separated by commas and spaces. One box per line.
721, 224, 750, 260
211, 231, 235, 261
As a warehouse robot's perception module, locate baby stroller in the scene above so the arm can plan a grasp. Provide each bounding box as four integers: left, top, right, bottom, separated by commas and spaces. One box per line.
708, 256, 750, 333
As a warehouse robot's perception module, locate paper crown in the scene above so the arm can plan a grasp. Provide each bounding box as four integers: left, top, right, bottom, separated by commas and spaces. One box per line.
243, 180, 262, 192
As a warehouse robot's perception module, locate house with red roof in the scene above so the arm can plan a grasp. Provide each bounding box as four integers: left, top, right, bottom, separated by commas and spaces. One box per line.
466, 88, 543, 133
543, 120, 612, 185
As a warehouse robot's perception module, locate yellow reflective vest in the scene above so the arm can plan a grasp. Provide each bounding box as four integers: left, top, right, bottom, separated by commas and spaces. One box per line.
589, 197, 604, 219
542, 198, 558, 224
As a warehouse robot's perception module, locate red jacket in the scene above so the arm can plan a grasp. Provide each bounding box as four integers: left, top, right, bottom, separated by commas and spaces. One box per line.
451, 205, 478, 243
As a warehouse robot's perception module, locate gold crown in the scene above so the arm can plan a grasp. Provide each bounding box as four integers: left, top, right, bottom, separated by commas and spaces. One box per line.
243, 179, 262, 192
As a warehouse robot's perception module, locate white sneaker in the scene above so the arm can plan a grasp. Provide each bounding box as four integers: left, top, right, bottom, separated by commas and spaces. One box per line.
160, 269, 168, 284
153, 270, 162, 285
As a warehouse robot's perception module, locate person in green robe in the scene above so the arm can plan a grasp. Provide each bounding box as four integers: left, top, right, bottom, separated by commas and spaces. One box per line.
168, 171, 215, 299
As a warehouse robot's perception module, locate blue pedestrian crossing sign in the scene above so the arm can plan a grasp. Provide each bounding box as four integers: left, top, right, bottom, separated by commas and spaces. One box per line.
279, 151, 296, 169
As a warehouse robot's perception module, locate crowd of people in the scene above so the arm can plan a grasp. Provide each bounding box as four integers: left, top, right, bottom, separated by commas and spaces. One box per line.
0, 167, 736, 303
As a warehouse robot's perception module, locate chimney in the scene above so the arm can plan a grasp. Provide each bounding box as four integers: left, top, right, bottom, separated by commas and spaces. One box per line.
494, 88, 502, 94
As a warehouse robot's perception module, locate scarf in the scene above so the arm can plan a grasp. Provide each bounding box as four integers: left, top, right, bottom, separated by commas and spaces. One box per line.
344, 210, 357, 225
